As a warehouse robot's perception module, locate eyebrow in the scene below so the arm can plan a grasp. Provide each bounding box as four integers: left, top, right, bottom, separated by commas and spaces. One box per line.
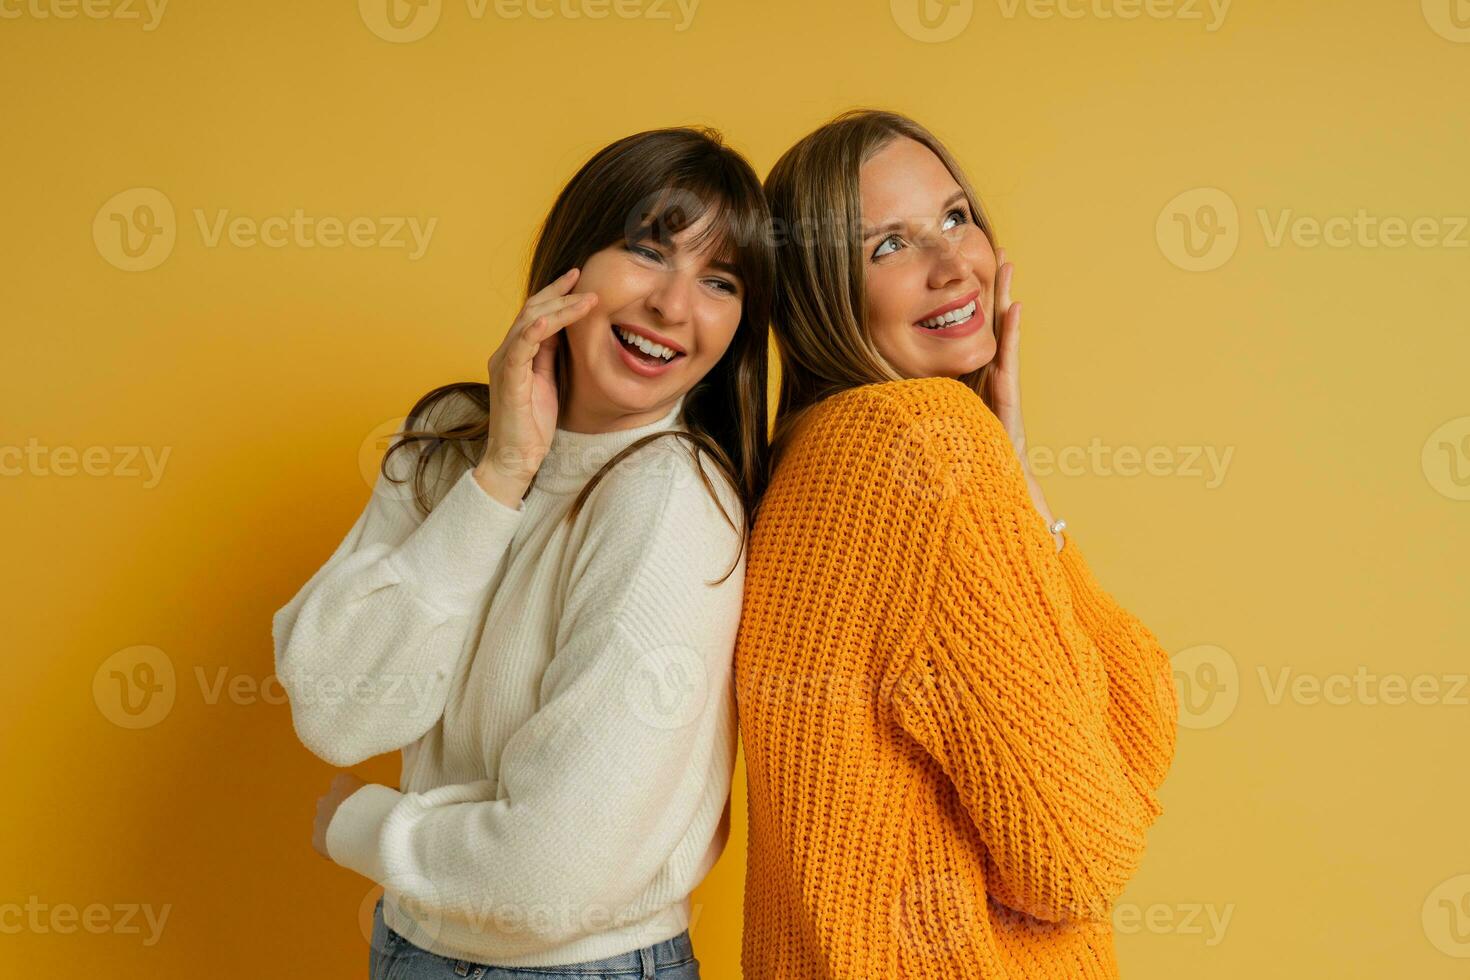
633, 222, 745, 285
862, 190, 968, 240
706, 257, 742, 278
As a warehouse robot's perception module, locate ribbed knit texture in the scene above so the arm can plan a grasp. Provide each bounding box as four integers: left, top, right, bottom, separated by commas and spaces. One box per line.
272, 390, 745, 967
734, 376, 1179, 979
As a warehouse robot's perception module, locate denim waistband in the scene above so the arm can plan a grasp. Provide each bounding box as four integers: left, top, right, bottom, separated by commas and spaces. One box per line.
568, 928, 694, 972
377, 894, 694, 975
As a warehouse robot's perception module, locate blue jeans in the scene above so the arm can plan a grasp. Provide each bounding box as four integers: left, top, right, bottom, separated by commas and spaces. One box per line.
368, 896, 701, 979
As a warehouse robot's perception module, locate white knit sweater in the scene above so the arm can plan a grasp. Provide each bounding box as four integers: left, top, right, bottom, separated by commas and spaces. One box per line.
272, 389, 744, 967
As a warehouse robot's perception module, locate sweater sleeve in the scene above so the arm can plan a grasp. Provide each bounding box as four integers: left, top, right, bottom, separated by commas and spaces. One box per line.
323, 444, 745, 952
272, 395, 523, 767
885, 389, 1165, 924
1054, 531, 1179, 793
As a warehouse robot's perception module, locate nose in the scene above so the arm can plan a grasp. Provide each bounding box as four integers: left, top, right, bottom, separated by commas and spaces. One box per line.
925, 226, 973, 290
645, 268, 693, 326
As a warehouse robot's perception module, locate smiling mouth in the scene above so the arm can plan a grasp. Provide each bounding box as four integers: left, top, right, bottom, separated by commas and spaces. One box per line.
612, 324, 684, 364
916, 298, 979, 330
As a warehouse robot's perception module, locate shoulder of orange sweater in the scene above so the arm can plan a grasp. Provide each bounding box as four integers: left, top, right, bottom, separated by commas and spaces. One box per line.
807, 376, 1023, 501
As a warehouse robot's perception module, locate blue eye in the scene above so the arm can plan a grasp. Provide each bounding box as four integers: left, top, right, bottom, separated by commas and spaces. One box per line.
943, 207, 969, 230
872, 235, 902, 260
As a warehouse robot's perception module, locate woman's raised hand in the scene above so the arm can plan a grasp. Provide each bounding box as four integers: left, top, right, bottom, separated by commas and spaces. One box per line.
473, 267, 598, 508
985, 249, 1063, 549
987, 248, 1026, 457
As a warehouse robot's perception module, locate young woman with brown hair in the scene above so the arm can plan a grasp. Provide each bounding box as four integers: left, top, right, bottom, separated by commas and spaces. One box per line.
273, 126, 774, 979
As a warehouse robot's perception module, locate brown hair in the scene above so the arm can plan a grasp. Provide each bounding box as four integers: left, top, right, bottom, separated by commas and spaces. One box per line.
763, 108, 1000, 473
381, 127, 775, 584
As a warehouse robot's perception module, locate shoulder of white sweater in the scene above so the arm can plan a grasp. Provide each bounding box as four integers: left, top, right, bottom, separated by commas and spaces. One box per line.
583, 433, 746, 556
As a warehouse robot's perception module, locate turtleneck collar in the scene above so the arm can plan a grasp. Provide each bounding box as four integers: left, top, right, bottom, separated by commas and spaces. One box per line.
531, 393, 689, 495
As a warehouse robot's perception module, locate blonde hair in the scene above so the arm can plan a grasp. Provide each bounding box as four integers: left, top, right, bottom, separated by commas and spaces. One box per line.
763, 108, 1000, 474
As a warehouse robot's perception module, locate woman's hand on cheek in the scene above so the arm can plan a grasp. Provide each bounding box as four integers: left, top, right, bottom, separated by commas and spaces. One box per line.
989, 249, 1027, 462
476, 267, 599, 508
987, 250, 1061, 548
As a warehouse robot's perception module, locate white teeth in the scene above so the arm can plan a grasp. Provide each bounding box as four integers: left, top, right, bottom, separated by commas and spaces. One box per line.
616, 326, 676, 361
918, 299, 977, 329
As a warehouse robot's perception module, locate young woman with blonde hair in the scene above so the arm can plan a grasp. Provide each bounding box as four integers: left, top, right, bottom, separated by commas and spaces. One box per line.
273, 126, 774, 979
734, 109, 1180, 979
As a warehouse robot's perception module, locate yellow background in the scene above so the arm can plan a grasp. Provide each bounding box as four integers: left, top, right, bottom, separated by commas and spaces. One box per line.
4, 0, 1469, 975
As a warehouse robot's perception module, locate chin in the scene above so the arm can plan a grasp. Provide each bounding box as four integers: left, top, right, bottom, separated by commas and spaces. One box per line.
956, 334, 997, 374
914, 345, 993, 381
602, 371, 673, 411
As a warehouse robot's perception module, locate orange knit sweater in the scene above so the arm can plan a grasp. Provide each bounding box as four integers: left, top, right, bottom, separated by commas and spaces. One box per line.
734, 376, 1179, 979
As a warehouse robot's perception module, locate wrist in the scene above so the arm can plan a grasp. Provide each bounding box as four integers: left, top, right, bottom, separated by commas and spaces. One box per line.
1021, 472, 1064, 552
471, 460, 533, 510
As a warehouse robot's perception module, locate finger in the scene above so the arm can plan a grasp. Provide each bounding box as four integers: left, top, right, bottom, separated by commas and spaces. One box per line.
510, 295, 598, 368
514, 293, 597, 342
531, 330, 559, 379
520, 290, 597, 329
523, 294, 597, 348
524, 267, 580, 307
993, 300, 1012, 364
1005, 301, 1022, 380
505, 317, 549, 375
